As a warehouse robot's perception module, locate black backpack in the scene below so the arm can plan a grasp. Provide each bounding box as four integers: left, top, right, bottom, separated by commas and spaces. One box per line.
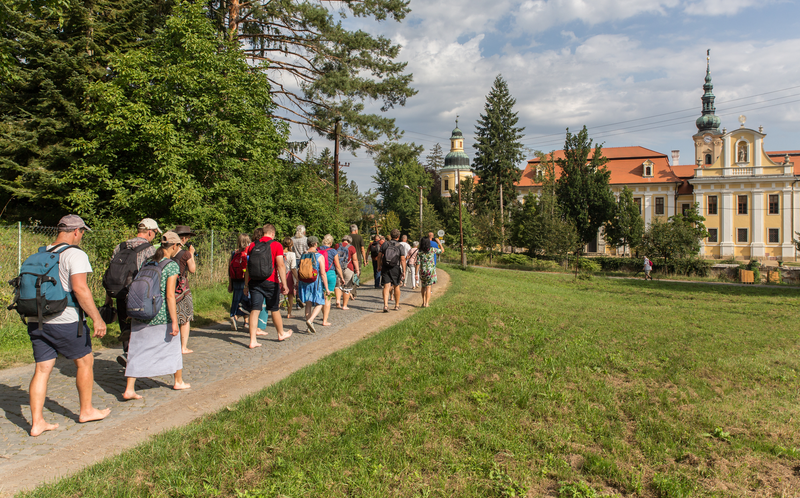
248, 241, 273, 280
103, 242, 152, 298
126, 259, 171, 321
383, 241, 401, 267
370, 242, 380, 259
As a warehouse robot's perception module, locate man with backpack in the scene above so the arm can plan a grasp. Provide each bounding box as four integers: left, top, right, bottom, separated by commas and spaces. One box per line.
336, 235, 360, 310
243, 223, 291, 347
377, 229, 407, 312
23, 215, 110, 436
368, 235, 383, 289
103, 218, 160, 367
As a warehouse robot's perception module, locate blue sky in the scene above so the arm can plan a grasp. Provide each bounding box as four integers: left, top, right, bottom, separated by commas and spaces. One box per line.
287, 0, 800, 194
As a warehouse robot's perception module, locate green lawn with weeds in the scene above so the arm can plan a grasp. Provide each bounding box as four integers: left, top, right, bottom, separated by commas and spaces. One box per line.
20, 266, 800, 497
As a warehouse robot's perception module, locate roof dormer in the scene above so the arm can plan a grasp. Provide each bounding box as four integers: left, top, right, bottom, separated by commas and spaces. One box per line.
642, 159, 654, 178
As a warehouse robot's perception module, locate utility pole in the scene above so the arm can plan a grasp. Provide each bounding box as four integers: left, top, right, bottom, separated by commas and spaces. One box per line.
333, 120, 341, 207
419, 186, 424, 238
457, 169, 466, 268
499, 183, 505, 254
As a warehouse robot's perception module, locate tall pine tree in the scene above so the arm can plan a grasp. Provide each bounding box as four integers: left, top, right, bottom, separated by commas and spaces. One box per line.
472, 74, 525, 214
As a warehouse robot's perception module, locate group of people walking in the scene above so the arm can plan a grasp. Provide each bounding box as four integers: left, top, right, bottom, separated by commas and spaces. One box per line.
18, 215, 444, 436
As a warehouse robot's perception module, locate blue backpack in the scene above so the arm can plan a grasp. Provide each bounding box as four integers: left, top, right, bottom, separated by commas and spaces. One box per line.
126, 259, 171, 322
8, 243, 83, 333
337, 245, 350, 268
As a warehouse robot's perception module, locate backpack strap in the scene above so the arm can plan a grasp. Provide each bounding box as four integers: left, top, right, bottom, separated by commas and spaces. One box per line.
47, 244, 84, 334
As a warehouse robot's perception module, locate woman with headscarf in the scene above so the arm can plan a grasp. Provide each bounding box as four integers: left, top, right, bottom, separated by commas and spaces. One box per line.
123, 231, 190, 399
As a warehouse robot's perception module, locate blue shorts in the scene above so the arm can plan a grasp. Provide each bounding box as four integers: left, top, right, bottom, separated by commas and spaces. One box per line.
326, 269, 336, 292
249, 280, 280, 313
28, 321, 91, 363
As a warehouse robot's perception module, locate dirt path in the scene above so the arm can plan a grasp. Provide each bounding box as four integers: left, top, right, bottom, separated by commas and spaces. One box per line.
0, 271, 450, 497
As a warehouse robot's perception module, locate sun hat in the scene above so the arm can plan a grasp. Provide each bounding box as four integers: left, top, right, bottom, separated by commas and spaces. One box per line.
161, 231, 183, 245
137, 218, 162, 233
173, 225, 196, 237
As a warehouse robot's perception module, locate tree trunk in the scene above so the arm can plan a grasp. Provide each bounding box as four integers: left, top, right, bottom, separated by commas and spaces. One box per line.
229, 0, 240, 41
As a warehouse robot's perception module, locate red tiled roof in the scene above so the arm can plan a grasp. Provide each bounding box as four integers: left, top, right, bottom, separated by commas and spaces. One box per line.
518, 146, 682, 187
766, 150, 800, 175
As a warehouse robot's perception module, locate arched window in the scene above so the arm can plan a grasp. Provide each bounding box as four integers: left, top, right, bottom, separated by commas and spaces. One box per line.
645, 166, 651, 176
705, 154, 712, 164
444, 179, 449, 191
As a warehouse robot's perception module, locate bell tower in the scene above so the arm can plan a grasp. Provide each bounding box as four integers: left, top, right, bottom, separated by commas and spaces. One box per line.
693, 50, 723, 167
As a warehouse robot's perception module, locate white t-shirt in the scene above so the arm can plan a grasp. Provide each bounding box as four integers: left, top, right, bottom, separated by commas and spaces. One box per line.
34, 245, 93, 324
284, 251, 297, 272
399, 241, 411, 254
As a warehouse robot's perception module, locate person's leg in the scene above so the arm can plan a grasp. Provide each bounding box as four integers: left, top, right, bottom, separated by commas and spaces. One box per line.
373, 260, 381, 288
424, 286, 433, 307
273, 311, 291, 340
335, 286, 342, 307
420, 284, 426, 306
393, 284, 401, 309
173, 369, 190, 390
342, 289, 351, 309
304, 300, 312, 320
122, 377, 141, 400
29, 359, 57, 436
307, 303, 323, 323
287, 293, 295, 318
117, 295, 131, 354
180, 320, 192, 354
74, 353, 111, 423
248, 309, 262, 348
322, 295, 332, 325
382, 283, 391, 310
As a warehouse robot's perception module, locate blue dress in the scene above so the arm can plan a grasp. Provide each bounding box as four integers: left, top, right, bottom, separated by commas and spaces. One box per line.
298, 253, 325, 305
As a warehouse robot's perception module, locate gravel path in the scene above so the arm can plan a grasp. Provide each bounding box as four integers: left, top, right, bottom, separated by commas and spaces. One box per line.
0, 273, 450, 496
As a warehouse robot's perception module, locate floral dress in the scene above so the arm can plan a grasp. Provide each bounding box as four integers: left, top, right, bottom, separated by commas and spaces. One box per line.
418, 247, 442, 286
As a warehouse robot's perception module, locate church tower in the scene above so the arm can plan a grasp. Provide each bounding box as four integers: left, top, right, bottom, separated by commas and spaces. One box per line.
693, 50, 723, 167
440, 118, 473, 197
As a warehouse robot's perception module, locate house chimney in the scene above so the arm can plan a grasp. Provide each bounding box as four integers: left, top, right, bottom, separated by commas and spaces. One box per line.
671, 150, 680, 166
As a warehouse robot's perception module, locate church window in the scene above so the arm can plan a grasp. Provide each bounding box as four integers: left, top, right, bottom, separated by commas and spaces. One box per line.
769, 194, 779, 214
444, 179, 449, 191
705, 154, 712, 164
738, 228, 748, 243
655, 197, 664, 215
769, 228, 779, 243
707, 228, 718, 243
738, 195, 748, 215
707, 196, 718, 215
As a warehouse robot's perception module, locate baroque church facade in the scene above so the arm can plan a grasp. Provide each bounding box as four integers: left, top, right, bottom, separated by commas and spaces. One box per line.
516, 53, 800, 260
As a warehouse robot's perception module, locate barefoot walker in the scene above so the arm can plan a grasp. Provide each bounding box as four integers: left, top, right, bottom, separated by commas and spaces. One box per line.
9, 215, 111, 436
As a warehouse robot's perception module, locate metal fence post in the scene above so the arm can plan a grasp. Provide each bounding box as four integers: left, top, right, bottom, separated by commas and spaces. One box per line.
17, 221, 21, 274
210, 229, 215, 282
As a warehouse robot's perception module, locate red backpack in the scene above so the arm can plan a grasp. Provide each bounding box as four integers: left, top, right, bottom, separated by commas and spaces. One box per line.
318, 248, 332, 272
229, 250, 247, 280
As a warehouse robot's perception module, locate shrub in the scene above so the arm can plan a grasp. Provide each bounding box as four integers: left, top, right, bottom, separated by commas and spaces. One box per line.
498, 253, 530, 266
578, 258, 601, 273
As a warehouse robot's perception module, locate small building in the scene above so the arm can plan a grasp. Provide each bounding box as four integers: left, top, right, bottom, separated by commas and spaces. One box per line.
516, 52, 800, 260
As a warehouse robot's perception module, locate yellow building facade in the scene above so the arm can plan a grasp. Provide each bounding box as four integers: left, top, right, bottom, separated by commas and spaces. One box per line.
440, 121, 474, 197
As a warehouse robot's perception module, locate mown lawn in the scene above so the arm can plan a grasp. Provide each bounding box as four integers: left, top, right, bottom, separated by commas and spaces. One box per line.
20, 266, 800, 497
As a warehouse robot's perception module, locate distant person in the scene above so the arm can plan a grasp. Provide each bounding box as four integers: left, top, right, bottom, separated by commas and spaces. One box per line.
337, 235, 360, 310
297, 236, 328, 333
319, 234, 343, 325
399, 234, 411, 255
350, 224, 366, 267
103, 218, 160, 367
244, 224, 291, 346
643, 256, 653, 281
173, 225, 197, 354
123, 231, 191, 400
282, 237, 299, 318
378, 229, 407, 312
291, 225, 308, 259
368, 235, 383, 289
428, 232, 440, 265
418, 236, 444, 308
228, 234, 251, 330
406, 240, 419, 289
25, 215, 110, 436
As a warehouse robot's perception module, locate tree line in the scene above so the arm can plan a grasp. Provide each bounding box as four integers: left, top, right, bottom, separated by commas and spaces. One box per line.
0, 0, 413, 236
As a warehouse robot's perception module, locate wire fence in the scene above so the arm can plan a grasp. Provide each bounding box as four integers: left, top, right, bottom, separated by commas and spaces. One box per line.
0, 224, 242, 326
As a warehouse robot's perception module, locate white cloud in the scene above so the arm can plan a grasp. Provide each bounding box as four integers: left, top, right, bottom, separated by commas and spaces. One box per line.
515, 0, 679, 33
683, 0, 764, 16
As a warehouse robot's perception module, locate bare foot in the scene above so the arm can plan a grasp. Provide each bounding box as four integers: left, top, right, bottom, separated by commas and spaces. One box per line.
30, 421, 59, 437
248, 342, 262, 349
255, 330, 268, 336
322, 321, 332, 326
173, 382, 191, 390
287, 314, 294, 319
122, 391, 142, 400
79, 407, 111, 424
277, 330, 293, 341
182, 349, 193, 354
341, 306, 350, 310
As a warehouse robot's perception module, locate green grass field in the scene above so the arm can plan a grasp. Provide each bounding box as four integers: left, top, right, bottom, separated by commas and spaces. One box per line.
19, 266, 800, 497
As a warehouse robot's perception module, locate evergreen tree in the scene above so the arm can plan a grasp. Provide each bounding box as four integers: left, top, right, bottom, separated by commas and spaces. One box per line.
603, 186, 644, 255
0, 0, 173, 223
424, 143, 444, 172
555, 126, 616, 258
472, 74, 525, 213
206, 0, 416, 152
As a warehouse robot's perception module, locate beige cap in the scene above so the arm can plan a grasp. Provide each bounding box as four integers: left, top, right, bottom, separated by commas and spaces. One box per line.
57, 214, 91, 231
161, 231, 182, 245
137, 218, 162, 233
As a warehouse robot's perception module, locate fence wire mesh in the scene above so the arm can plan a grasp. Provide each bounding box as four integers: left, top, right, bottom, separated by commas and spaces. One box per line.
0, 225, 241, 325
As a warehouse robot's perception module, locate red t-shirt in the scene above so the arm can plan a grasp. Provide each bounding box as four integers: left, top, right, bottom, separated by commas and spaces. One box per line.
346, 244, 357, 271
244, 236, 285, 283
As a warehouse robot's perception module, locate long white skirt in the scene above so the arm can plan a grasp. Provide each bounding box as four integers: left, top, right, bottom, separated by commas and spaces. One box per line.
125, 321, 182, 378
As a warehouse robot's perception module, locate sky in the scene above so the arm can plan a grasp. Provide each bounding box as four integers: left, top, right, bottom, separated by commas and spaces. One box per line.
288, 0, 800, 194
